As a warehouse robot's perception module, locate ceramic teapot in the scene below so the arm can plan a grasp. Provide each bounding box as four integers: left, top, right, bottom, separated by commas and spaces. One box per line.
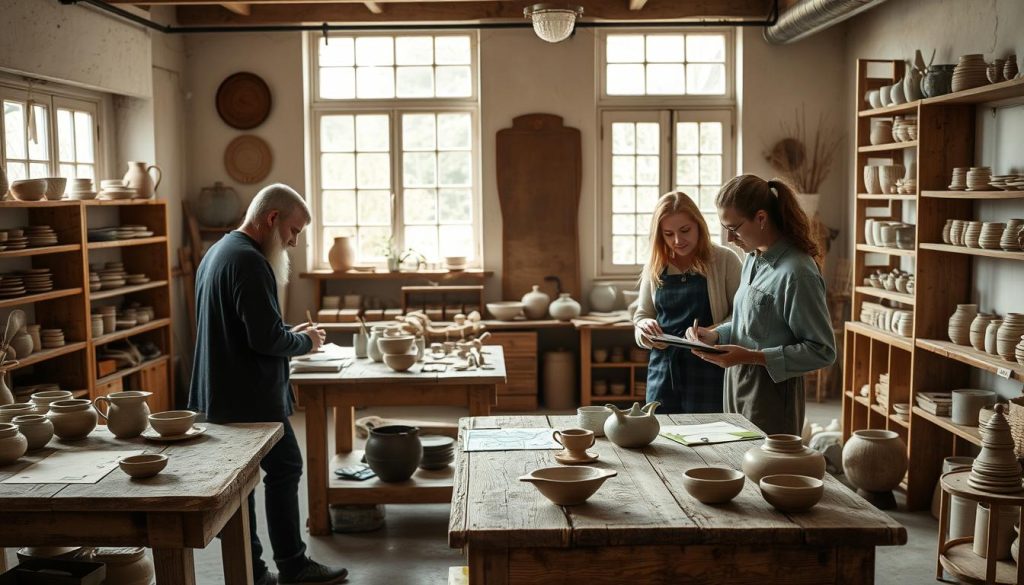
604, 401, 660, 448
95, 391, 152, 439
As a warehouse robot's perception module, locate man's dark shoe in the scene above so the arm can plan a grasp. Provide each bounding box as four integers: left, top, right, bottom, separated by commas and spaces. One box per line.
255, 571, 278, 585
279, 558, 348, 585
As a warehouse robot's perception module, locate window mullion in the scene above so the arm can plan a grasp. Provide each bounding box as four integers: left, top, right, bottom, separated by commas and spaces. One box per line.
392, 109, 404, 256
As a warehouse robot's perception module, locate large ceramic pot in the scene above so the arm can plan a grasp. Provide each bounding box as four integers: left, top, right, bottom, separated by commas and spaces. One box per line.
365, 425, 422, 482
742, 434, 825, 483
328, 236, 355, 272
521, 285, 551, 320
922, 65, 955, 98
589, 283, 618, 313
123, 161, 162, 199
842, 429, 907, 506
549, 293, 581, 322
0, 422, 27, 465
88, 547, 155, 585
604, 402, 660, 448
948, 304, 978, 346
196, 182, 242, 227
11, 414, 53, 451
47, 399, 98, 440
95, 391, 152, 439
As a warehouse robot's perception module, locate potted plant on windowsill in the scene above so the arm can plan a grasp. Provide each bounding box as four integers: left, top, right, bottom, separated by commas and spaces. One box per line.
765, 106, 843, 217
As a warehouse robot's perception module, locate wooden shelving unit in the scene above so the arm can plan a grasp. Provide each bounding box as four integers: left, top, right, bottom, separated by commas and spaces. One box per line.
579, 323, 648, 406
842, 59, 1024, 512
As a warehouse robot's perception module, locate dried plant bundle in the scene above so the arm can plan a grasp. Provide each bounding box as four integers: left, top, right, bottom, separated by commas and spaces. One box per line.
770, 106, 843, 194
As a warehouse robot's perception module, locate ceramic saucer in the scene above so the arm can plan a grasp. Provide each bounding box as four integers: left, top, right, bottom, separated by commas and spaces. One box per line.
142, 425, 207, 442
554, 449, 600, 465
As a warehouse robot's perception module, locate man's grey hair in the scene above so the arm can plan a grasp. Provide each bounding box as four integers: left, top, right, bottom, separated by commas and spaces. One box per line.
243, 183, 312, 225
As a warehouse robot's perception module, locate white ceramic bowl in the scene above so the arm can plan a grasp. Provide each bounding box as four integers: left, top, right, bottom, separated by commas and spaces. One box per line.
10, 179, 47, 201
486, 301, 524, 321
42, 177, 66, 200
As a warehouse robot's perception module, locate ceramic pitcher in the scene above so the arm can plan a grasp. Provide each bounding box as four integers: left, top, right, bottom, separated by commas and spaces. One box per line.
603, 401, 660, 448
123, 161, 162, 199
95, 391, 152, 439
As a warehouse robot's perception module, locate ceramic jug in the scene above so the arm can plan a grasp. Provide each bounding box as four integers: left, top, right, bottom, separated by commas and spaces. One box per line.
742, 434, 825, 482
603, 401, 660, 448
367, 326, 387, 363
0, 423, 27, 465
47, 399, 98, 440
521, 285, 551, 320
123, 161, 162, 199
328, 236, 355, 272
95, 391, 152, 439
549, 293, 581, 322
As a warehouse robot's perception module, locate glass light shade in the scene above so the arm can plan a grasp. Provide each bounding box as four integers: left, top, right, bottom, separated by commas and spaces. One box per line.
524, 4, 584, 44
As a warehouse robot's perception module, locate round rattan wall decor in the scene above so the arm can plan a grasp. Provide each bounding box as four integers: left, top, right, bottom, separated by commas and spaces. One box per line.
224, 135, 272, 184
216, 72, 272, 130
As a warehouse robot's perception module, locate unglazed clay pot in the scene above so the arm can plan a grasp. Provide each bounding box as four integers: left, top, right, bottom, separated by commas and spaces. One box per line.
327, 236, 355, 272
11, 414, 53, 451
742, 434, 825, 483
0, 422, 27, 465
87, 547, 155, 585
521, 285, 550, 320
589, 283, 618, 312
604, 402, 660, 448
519, 466, 617, 505
95, 391, 152, 439
842, 429, 907, 505
548, 293, 581, 321
365, 425, 422, 482
47, 399, 98, 440
29, 390, 73, 415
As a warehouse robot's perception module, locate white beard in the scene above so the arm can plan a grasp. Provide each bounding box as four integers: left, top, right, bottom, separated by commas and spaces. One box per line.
264, 230, 291, 287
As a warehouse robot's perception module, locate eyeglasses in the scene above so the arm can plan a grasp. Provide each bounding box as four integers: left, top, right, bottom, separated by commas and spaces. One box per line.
721, 220, 746, 234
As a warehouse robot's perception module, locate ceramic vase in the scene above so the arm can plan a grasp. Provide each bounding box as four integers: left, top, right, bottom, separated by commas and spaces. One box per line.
996, 314, 1024, 361
0, 366, 14, 406
922, 65, 955, 97
742, 434, 826, 482
87, 547, 155, 585
95, 391, 152, 439
47, 399, 97, 440
549, 293, 581, 322
863, 165, 881, 195
11, 327, 33, 360
604, 402, 660, 448
11, 414, 53, 451
123, 161, 162, 199
974, 503, 1020, 559
196, 182, 242, 227
948, 304, 978, 346
985, 320, 1003, 355
1005, 55, 1019, 81
353, 331, 368, 359
521, 285, 551, 320
589, 283, 618, 313
889, 81, 906, 105
904, 67, 923, 101
869, 121, 892, 146
365, 425, 422, 483
970, 314, 994, 351
842, 430, 907, 508
0, 423, 27, 465
328, 236, 355, 272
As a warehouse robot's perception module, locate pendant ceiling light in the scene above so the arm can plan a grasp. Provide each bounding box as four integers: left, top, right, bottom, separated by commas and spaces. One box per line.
523, 4, 584, 43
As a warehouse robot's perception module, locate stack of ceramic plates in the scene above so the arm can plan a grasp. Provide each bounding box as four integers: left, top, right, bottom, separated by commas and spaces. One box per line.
952, 54, 990, 93
99, 268, 127, 290
989, 175, 1022, 190
87, 228, 121, 242
123, 225, 155, 238
979, 222, 1006, 250
1002, 220, 1024, 251
40, 329, 65, 349
88, 272, 101, 292
66, 178, 97, 200
126, 273, 150, 285
2, 229, 28, 251
418, 435, 456, 470
1007, 179, 1024, 191
966, 167, 992, 191
25, 225, 57, 247
963, 221, 983, 248
22, 268, 53, 293
98, 180, 137, 200
948, 167, 968, 190
968, 406, 1023, 493
0, 275, 26, 298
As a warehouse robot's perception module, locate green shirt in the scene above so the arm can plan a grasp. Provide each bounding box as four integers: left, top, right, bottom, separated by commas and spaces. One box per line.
715, 239, 836, 382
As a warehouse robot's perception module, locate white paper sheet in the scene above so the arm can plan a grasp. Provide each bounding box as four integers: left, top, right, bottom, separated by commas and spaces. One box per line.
463, 428, 562, 452
2, 449, 144, 484
660, 421, 763, 446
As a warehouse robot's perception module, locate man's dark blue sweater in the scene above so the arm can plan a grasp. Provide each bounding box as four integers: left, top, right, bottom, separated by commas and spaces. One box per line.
187, 231, 312, 423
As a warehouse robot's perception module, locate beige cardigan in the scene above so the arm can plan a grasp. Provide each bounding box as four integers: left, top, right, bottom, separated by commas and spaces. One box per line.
632, 243, 743, 349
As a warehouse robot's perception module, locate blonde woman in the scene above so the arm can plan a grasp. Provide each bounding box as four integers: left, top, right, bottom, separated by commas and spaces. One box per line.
633, 192, 742, 414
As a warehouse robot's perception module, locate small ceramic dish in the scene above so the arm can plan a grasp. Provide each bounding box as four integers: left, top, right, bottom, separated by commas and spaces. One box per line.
119, 453, 168, 478
383, 351, 417, 372
759, 474, 824, 511
486, 301, 524, 321
148, 410, 197, 436
519, 466, 617, 505
682, 466, 746, 504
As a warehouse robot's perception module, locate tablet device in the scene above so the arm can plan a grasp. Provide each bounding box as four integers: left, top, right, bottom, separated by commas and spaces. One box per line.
649, 333, 728, 354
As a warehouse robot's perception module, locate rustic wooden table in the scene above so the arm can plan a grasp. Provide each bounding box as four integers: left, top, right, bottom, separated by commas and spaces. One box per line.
292, 345, 506, 536
449, 413, 907, 585
0, 422, 282, 585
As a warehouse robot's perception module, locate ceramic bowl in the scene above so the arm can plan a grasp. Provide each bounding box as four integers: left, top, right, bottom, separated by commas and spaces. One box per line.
519, 466, 617, 506
42, 177, 66, 200
148, 410, 197, 436
486, 301, 524, 321
10, 179, 47, 201
682, 467, 745, 504
444, 256, 467, 269
759, 474, 824, 511
377, 335, 415, 355
383, 351, 418, 372
119, 454, 168, 478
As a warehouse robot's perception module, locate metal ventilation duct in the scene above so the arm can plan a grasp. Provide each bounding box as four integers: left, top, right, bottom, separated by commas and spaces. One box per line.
764, 0, 888, 44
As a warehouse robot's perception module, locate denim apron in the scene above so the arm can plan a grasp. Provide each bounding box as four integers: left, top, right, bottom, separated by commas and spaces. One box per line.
645, 269, 723, 414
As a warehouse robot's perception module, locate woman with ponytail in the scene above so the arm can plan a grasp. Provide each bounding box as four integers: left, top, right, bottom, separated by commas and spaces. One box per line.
633, 191, 741, 413
686, 175, 835, 435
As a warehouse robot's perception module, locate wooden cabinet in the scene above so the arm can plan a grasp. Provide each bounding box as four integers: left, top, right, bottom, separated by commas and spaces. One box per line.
486, 331, 538, 411
579, 324, 647, 406
134, 358, 171, 413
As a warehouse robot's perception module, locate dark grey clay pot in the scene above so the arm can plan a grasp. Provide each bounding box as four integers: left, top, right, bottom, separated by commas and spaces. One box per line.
922, 65, 955, 98
365, 425, 422, 482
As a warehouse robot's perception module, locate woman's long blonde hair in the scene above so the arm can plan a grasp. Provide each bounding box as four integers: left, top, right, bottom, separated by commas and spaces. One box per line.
642, 191, 713, 289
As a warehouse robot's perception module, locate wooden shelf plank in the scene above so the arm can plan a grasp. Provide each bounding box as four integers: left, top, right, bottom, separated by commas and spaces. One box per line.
92, 318, 171, 345
5, 342, 88, 370
89, 280, 169, 301
0, 200, 81, 208
940, 540, 1020, 585
82, 199, 167, 206
912, 407, 982, 447
854, 395, 870, 407
854, 286, 915, 306
889, 414, 910, 429
86, 236, 168, 250
923, 75, 1024, 106
919, 243, 1024, 261
0, 244, 81, 258
319, 319, 573, 332
858, 101, 920, 117
921, 190, 1024, 200
916, 338, 1024, 382
845, 321, 914, 351
0, 287, 82, 309
327, 450, 452, 505
300, 269, 492, 281
858, 141, 918, 153
870, 403, 887, 417
94, 355, 170, 386
855, 244, 916, 257
856, 193, 917, 201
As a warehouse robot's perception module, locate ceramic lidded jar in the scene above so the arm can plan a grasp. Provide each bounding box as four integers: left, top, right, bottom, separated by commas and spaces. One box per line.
549, 293, 581, 322
47, 399, 98, 440
327, 236, 355, 272
603, 402, 660, 448
11, 414, 53, 451
1005, 55, 1019, 81
842, 429, 907, 495
95, 391, 152, 439
521, 285, 551, 320
365, 425, 422, 483
741, 434, 826, 483
0, 422, 27, 465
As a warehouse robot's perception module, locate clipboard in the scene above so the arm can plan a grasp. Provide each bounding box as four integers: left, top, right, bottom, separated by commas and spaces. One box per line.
649, 333, 727, 354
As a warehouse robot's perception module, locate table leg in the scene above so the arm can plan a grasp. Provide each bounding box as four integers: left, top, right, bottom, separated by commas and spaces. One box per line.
333, 404, 355, 454
835, 546, 874, 585
221, 492, 254, 585
468, 385, 493, 417
0, 548, 6, 572
153, 548, 197, 585
303, 386, 331, 536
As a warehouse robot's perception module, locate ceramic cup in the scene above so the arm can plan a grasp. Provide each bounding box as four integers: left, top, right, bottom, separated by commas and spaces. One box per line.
553, 428, 595, 454
577, 406, 612, 437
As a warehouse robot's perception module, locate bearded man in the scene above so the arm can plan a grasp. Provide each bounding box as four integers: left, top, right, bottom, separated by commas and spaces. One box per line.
188, 183, 348, 585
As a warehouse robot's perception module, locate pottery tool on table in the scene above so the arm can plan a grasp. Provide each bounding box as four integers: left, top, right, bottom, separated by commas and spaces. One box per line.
306, 309, 314, 327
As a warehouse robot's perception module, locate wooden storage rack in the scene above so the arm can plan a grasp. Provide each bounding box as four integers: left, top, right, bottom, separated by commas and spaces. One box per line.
842, 61, 1024, 510
579, 323, 647, 406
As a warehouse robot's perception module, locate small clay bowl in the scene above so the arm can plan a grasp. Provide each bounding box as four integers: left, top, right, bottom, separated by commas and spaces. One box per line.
119, 454, 168, 478
383, 351, 417, 372
148, 410, 197, 436
682, 467, 745, 504
759, 474, 824, 511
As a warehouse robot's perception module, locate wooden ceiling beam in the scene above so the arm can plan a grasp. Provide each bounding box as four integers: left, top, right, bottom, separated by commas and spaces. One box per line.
628, 0, 649, 10
221, 2, 250, 14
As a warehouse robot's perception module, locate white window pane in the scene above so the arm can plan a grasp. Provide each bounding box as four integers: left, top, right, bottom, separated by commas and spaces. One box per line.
700, 155, 722, 184
439, 224, 473, 258
358, 226, 390, 260
405, 225, 438, 259
396, 67, 434, 98
636, 186, 660, 213
323, 226, 356, 263
646, 35, 684, 63
28, 105, 48, 161
687, 34, 726, 62
320, 115, 354, 152
607, 35, 644, 63
612, 235, 636, 265
611, 123, 635, 155
404, 152, 437, 187
356, 153, 390, 188
402, 114, 436, 151
320, 67, 355, 99
319, 37, 354, 66
636, 236, 649, 262
356, 115, 389, 152
636, 214, 652, 235
676, 122, 699, 154
439, 188, 472, 223
703, 213, 721, 237
396, 36, 433, 65
436, 66, 472, 97
438, 151, 471, 187
356, 67, 395, 99
435, 36, 471, 65
612, 156, 635, 186
357, 189, 391, 225
57, 110, 75, 162
404, 188, 437, 224
6, 163, 26, 181
699, 186, 719, 212
356, 37, 394, 66
5, 101, 26, 159
606, 64, 645, 95
59, 163, 75, 178
323, 190, 357, 225
636, 156, 659, 186
29, 162, 48, 178
646, 64, 685, 95
437, 114, 471, 150
73, 111, 93, 163
676, 156, 698, 185
612, 186, 635, 213
322, 153, 355, 189
636, 123, 659, 155
612, 214, 634, 235
700, 122, 723, 154
687, 63, 726, 95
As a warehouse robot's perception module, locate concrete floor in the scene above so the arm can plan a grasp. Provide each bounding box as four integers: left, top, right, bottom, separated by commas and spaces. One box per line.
4, 399, 941, 584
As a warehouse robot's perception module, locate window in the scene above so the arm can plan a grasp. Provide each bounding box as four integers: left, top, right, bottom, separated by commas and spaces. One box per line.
598, 30, 734, 276
309, 33, 480, 267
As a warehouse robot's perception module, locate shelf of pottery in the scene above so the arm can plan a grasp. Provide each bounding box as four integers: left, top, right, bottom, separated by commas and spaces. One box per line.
579, 325, 649, 406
